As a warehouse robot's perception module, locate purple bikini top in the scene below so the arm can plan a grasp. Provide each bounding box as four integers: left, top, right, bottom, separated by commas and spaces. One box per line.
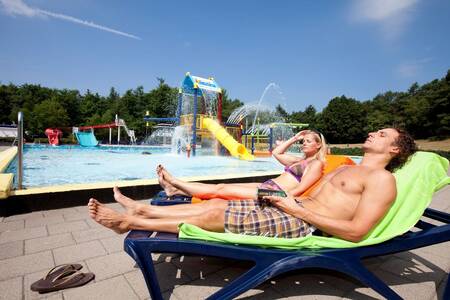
284, 160, 309, 182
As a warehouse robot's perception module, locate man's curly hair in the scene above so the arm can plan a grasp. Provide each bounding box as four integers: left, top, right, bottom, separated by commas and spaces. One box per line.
386, 128, 418, 172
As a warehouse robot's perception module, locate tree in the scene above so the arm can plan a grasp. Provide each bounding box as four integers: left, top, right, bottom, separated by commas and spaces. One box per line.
275, 104, 289, 120
221, 88, 243, 122
32, 99, 69, 135
317, 96, 367, 143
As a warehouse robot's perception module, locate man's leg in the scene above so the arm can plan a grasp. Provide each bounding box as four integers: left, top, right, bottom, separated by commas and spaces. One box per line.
89, 198, 227, 234
113, 187, 228, 218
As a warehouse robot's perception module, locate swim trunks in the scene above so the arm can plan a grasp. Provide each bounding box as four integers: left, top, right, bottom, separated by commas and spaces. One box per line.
224, 199, 314, 238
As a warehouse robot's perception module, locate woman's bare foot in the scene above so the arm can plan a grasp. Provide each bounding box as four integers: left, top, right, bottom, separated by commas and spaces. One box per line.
113, 187, 147, 217
88, 198, 130, 234
157, 166, 187, 197
160, 166, 175, 185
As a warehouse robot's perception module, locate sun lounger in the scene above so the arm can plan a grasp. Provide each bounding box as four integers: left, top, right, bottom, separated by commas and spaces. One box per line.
124, 152, 450, 299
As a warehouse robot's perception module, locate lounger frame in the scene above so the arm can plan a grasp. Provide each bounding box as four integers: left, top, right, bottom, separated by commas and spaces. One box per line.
124, 208, 450, 300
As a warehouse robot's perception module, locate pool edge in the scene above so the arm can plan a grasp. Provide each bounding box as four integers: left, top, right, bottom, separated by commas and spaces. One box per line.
1, 171, 281, 216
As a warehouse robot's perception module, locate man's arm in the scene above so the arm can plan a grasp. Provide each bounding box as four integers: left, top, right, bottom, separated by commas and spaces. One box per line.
268, 170, 397, 242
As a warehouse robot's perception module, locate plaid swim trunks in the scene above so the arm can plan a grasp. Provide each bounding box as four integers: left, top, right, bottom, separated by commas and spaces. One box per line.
224, 199, 313, 238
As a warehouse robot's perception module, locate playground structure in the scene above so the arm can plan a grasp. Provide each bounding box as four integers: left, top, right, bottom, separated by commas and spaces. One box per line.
44, 128, 63, 146
73, 115, 136, 147
144, 73, 308, 159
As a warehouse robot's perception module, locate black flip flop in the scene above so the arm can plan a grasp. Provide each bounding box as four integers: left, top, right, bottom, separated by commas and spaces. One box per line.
31, 264, 94, 293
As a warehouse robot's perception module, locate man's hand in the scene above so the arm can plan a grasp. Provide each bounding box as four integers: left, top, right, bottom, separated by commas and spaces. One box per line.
264, 195, 307, 217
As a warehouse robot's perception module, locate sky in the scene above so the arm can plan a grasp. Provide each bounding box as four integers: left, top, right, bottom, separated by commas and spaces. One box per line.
1, 0, 449, 113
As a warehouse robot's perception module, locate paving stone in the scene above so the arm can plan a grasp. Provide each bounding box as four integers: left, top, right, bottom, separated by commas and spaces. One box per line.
25, 215, 65, 228
62, 275, 139, 300
0, 276, 22, 300
172, 271, 278, 300
3, 212, 44, 222
72, 227, 116, 243
53, 240, 106, 265
85, 252, 136, 281
0, 220, 24, 232
0, 226, 47, 244
25, 233, 74, 254
74, 206, 89, 214
269, 272, 345, 299
124, 270, 152, 300
170, 255, 228, 280
23, 263, 88, 300
343, 268, 436, 299
85, 218, 104, 229
0, 240, 23, 261
47, 220, 89, 235
63, 211, 90, 222
100, 235, 125, 254
42, 208, 79, 218
135, 260, 192, 293
0, 251, 54, 281
172, 272, 243, 300
386, 249, 450, 284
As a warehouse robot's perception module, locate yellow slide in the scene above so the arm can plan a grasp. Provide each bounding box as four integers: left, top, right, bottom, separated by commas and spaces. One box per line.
202, 117, 254, 160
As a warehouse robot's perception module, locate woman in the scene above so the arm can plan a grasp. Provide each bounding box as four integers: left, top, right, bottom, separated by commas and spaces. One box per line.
157, 130, 328, 200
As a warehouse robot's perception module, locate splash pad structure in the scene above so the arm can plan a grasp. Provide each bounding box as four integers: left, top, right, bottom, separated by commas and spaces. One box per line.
145, 73, 254, 160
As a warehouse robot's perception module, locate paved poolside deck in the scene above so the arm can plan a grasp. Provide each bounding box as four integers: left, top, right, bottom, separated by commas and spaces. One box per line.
0, 182, 448, 300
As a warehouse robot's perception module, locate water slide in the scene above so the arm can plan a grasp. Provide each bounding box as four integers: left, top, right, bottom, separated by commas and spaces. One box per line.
45, 128, 62, 146
202, 117, 254, 160
74, 131, 99, 147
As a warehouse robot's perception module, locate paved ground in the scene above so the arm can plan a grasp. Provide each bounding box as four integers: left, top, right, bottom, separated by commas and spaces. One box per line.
0, 184, 449, 300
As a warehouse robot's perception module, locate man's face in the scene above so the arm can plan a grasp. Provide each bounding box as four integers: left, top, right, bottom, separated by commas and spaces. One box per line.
363, 128, 400, 155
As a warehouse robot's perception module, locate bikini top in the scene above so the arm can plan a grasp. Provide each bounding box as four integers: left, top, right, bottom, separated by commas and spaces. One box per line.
284, 160, 309, 182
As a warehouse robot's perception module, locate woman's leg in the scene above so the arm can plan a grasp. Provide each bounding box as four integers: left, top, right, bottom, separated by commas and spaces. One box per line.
89, 198, 227, 234
160, 166, 260, 200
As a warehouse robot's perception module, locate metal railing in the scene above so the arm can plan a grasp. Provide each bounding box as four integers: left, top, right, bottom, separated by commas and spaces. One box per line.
17, 111, 23, 189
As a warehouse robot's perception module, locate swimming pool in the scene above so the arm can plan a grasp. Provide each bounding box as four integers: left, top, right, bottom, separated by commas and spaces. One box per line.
6, 145, 282, 188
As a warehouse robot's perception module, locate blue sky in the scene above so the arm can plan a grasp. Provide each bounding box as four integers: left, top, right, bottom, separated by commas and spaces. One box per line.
1, 0, 449, 112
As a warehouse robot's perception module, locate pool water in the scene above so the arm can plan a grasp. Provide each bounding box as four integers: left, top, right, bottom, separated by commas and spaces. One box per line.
7, 145, 282, 188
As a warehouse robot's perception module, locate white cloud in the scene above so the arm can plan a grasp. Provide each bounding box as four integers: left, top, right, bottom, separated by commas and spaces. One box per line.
396, 57, 432, 78
0, 0, 141, 40
350, 0, 419, 39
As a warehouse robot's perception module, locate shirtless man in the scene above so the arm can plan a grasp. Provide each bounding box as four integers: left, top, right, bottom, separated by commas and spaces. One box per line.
88, 128, 417, 242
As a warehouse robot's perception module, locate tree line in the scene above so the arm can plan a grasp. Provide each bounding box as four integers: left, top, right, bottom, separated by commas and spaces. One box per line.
1, 70, 449, 144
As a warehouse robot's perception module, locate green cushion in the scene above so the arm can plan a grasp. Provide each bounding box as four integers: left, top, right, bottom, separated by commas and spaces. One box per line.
179, 152, 450, 249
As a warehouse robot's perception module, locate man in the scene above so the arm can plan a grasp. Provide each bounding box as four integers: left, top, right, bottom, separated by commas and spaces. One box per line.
88, 128, 417, 242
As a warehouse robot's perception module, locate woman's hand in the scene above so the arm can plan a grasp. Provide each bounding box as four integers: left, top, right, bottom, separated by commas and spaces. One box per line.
264, 195, 306, 217
294, 130, 307, 142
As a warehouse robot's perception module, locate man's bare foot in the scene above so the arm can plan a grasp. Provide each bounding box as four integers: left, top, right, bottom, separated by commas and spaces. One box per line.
113, 187, 147, 217
88, 198, 130, 234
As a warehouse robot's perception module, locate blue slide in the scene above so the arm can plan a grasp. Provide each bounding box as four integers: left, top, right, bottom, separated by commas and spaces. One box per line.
75, 131, 99, 147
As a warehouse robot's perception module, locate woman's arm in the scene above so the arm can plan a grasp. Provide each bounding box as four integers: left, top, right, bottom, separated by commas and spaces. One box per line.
286, 160, 323, 196
272, 131, 305, 166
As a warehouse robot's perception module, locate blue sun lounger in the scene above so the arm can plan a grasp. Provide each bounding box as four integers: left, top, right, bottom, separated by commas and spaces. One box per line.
124, 152, 450, 299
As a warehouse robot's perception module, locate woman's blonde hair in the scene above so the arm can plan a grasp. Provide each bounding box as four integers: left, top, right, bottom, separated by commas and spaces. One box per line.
303, 130, 328, 163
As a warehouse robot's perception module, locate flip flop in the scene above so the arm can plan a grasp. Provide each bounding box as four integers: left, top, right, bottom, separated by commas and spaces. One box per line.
31, 264, 83, 291
30, 264, 94, 293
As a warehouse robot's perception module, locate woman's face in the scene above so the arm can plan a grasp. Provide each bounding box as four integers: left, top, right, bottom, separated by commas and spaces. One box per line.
302, 133, 321, 156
